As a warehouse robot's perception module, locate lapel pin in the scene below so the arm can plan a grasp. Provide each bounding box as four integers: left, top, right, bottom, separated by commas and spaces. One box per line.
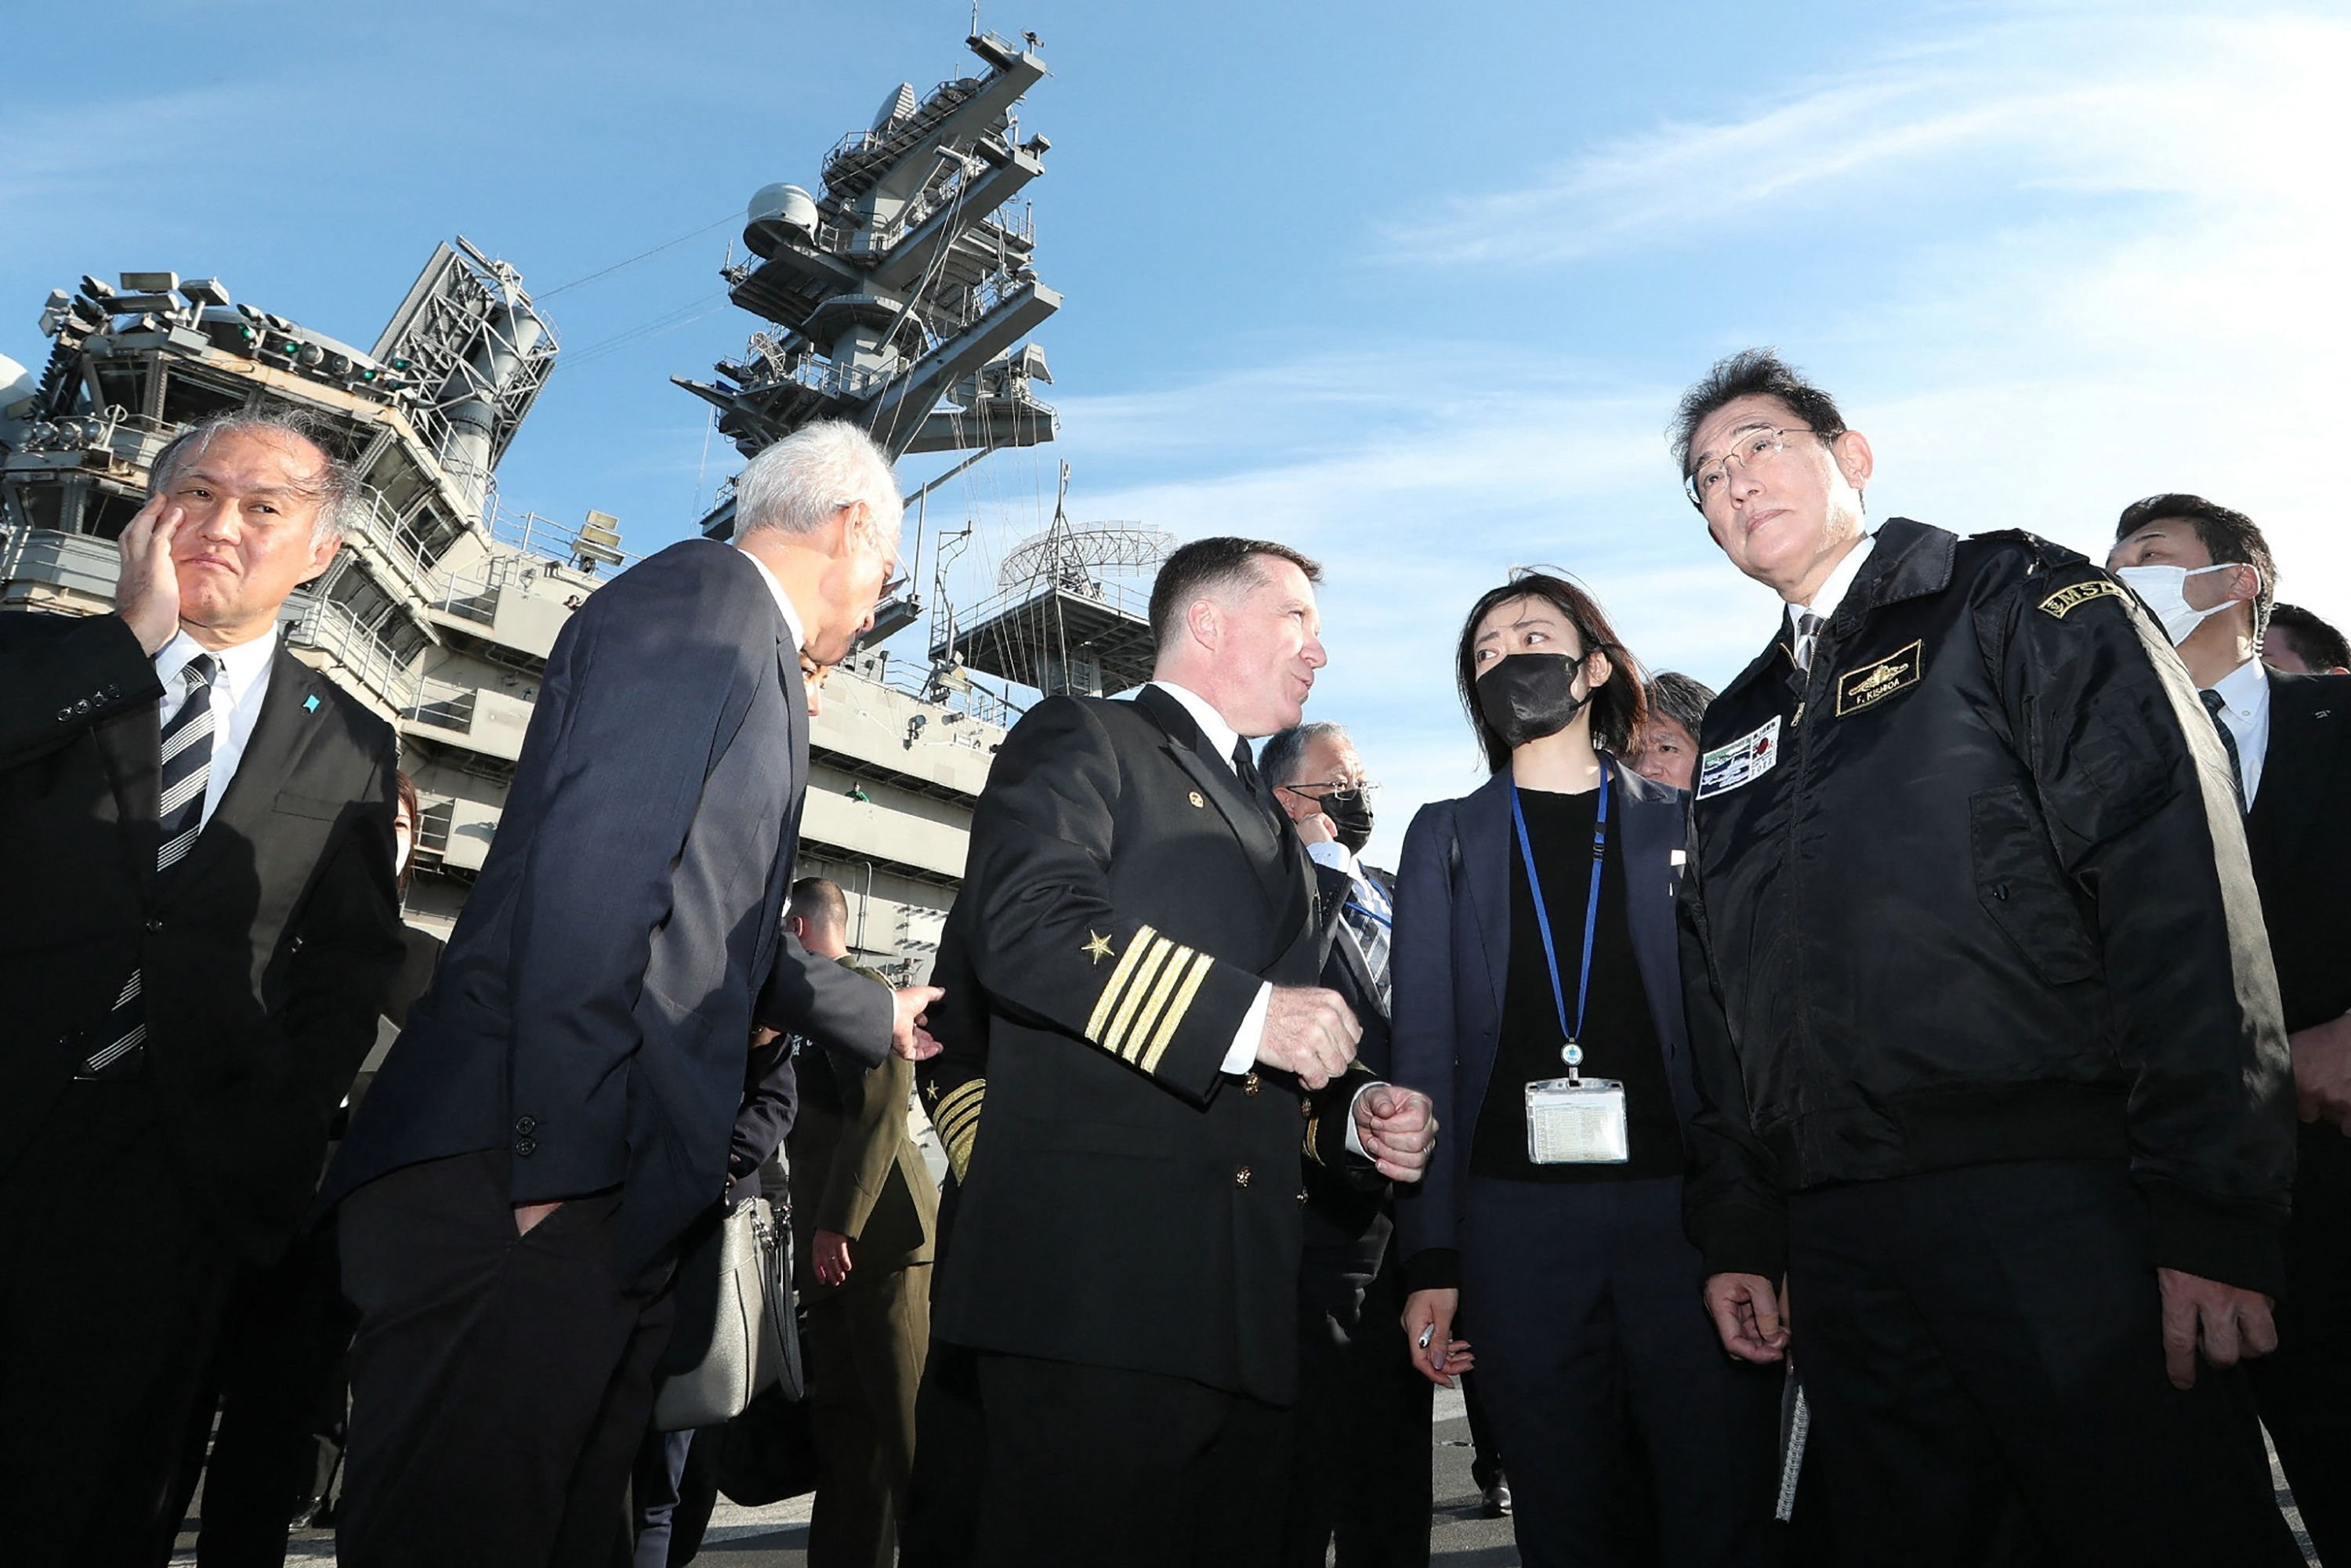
302, 694, 320, 713
1187, 791, 1205, 808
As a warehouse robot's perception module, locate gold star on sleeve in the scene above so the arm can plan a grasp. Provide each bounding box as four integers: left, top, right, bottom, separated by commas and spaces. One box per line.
1082, 931, 1114, 965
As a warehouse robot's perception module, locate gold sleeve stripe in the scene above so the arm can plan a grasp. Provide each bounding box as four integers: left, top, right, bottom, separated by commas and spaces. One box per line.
1136, 950, 1216, 1077
934, 1080, 984, 1134
1103, 937, 1183, 1062
935, 1099, 984, 1148
945, 1119, 980, 1182
1084, 924, 1161, 1044
1121, 943, 1205, 1064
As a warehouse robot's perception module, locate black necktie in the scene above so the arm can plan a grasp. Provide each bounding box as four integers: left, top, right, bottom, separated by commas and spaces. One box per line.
1230, 738, 1283, 835
84, 654, 216, 1078
2199, 689, 2248, 814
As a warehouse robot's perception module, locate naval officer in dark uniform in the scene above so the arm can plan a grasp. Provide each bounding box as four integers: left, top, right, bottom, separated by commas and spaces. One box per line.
1671, 349, 2298, 1564
926, 537, 1438, 1568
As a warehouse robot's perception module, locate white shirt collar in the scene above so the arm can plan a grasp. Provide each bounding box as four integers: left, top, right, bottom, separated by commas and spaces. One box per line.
155, 623, 276, 701
2208, 654, 2269, 725
734, 543, 807, 654
1788, 530, 1877, 632
1145, 679, 1244, 773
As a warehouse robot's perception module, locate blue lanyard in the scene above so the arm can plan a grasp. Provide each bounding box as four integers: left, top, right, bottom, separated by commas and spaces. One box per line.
1509, 758, 1611, 1070
1344, 900, 1393, 930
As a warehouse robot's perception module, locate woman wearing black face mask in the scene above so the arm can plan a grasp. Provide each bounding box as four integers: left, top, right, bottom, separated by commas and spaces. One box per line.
1391, 573, 1781, 1567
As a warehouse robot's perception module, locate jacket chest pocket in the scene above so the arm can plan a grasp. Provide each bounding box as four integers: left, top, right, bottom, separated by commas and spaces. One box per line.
1969, 784, 2098, 986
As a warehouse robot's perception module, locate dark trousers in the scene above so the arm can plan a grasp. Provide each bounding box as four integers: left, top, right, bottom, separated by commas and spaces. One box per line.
335, 1150, 678, 1568
183, 1211, 356, 1566
1787, 1160, 2298, 1568
1283, 1248, 1433, 1568
631, 1428, 694, 1568
901, 1337, 986, 1568
806, 1262, 930, 1568
0, 1077, 244, 1568
2249, 1125, 2351, 1565
1462, 1374, 1503, 1493
973, 1351, 1294, 1568
1460, 1174, 1781, 1568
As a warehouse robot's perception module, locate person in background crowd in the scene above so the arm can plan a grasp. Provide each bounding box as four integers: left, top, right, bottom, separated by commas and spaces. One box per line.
2264, 601, 2351, 675
2107, 496, 2351, 1564
924, 538, 1436, 1568
0, 410, 405, 1567
1628, 672, 1716, 791
322, 420, 936, 1567
784, 875, 940, 1568
1672, 349, 2296, 1566
1392, 571, 1781, 1567
1262, 722, 1434, 1568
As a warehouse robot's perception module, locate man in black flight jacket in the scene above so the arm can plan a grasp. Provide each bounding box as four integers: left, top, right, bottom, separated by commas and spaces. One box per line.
1669, 350, 2298, 1566
926, 537, 1437, 1568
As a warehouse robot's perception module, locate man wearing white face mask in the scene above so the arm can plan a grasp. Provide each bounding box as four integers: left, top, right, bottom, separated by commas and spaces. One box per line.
2110, 494, 2351, 1565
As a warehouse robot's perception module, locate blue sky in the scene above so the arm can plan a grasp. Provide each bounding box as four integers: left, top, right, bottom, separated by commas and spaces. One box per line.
8, 0, 2347, 865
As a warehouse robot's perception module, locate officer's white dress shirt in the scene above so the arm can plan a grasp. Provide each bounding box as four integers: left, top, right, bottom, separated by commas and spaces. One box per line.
152, 625, 277, 831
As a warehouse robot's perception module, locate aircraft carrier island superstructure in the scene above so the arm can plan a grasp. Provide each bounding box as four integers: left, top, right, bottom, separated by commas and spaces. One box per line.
0, 28, 1158, 980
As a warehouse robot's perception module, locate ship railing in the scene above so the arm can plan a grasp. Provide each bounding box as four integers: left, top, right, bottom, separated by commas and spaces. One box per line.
404, 677, 478, 733
822, 76, 979, 174
488, 499, 643, 574
281, 591, 422, 712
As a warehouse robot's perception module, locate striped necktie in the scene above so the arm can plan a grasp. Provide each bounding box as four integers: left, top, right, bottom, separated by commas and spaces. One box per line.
81, 654, 216, 1078
1792, 612, 1826, 674
1341, 873, 1393, 1012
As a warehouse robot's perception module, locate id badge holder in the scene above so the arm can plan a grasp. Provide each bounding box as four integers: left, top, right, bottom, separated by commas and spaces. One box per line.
1525, 1045, 1630, 1165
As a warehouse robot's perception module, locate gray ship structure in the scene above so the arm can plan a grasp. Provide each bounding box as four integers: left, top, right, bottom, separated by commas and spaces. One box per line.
0, 27, 1168, 977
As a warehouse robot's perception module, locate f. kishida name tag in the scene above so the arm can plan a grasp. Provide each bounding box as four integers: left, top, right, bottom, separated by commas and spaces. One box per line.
1527, 1076, 1631, 1164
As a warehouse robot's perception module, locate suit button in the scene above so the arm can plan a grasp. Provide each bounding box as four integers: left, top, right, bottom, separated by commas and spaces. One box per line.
145, 918, 163, 932
1233, 1165, 1252, 1189
71, 699, 90, 715
1242, 1072, 1261, 1096
514, 1137, 537, 1158
1297, 1188, 1310, 1207
56, 708, 74, 722
515, 1116, 538, 1135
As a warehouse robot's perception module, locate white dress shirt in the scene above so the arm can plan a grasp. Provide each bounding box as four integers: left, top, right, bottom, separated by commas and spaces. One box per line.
153, 625, 277, 831
1785, 530, 1877, 636
2202, 654, 2272, 806
1141, 682, 1276, 1073
735, 541, 808, 654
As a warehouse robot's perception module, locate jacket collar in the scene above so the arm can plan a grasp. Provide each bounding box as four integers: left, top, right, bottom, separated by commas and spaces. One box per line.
1730, 517, 1960, 694
162, 643, 336, 900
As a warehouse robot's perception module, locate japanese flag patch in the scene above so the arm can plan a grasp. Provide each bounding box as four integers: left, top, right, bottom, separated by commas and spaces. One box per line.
1696, 715, 1782, 801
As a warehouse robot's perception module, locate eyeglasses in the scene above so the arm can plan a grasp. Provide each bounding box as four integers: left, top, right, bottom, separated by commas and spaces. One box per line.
1281, 778, 1379, 799
1684, 425, 1816, 509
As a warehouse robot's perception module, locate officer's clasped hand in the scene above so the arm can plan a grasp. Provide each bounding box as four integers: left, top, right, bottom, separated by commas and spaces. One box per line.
1259, 986, 1362, 1089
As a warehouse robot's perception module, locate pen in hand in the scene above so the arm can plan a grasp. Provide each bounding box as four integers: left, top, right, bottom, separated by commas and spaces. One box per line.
1418, 1322, 1436, 1350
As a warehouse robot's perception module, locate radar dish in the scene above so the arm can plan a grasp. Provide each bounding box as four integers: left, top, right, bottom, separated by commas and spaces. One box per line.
998, 522, 1173, 589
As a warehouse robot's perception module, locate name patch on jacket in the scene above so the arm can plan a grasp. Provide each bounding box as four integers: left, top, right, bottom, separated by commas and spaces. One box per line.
1697, 715, 1781, 800
2038, 580, 2126, 619
1835, 640, 1924, 717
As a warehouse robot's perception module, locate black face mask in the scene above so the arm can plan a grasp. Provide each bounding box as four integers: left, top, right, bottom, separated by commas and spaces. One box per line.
1475, 653, 1589, 751
1320, 788, 1375, 854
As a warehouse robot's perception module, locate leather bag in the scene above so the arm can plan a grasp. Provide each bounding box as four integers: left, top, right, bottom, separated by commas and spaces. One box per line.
654, 1194, 802, 1431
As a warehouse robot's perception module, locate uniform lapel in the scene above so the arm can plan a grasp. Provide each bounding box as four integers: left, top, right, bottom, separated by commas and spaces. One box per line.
1134, 684, 1299, 914
1458, 772, 1514, 1019
167, 645, 331, 900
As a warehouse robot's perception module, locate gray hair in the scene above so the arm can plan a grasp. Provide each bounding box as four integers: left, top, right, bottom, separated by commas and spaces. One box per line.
1644, 672, 1717, 739
150, 408, 357, 548
1259, 720, 1349, 791
731, 420, 902, 552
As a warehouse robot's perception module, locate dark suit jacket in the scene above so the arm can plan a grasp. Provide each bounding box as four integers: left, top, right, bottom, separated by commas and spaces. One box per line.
926, 682, 1335, 1404
789, 958, 939, 1300
2248, 671, 2351, 1032
1301, 860, 1396, 1279
0, 610, 404, 1262
1389, 764, 1698, 1273
322, 540, 890, 1273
